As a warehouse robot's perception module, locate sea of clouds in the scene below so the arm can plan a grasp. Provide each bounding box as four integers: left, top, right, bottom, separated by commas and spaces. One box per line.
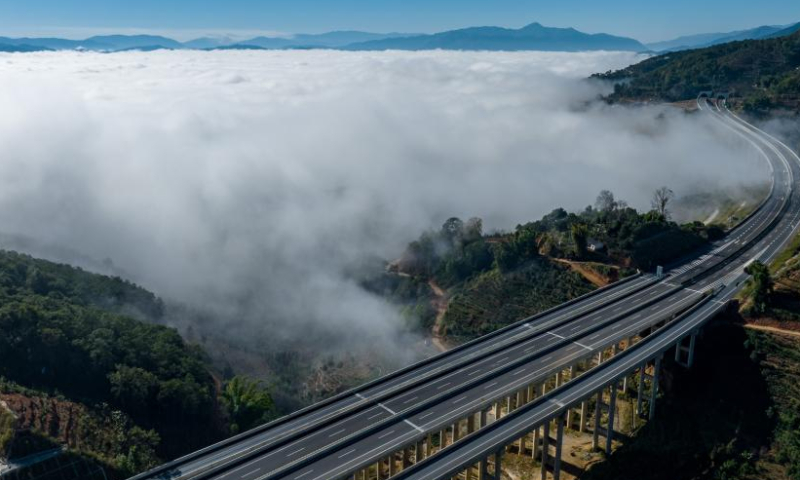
0, 49, 768, 366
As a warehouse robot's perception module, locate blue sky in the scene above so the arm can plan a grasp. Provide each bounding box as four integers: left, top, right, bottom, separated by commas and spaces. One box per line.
1, 0, 799, 43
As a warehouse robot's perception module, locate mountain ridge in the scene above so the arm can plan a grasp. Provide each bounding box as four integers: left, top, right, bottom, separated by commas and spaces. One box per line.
343, 22, 648, 52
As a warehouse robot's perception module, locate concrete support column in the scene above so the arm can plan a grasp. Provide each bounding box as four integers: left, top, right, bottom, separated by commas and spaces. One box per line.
453, 421, 461, 442
389, 453, 398, 476
555, 371, 562, 388
440, 429, 447, 449
566, 407, 573, 430
606, 382, 618, 455
494, 450, 502, 480
480, 409, 487, 429
674, 338, 683, 363
580, 401, 588, 433
554, 415, 565, 480
541, 422, 550, 480
426, 434, 433, 457
592, 390, 602, 450
636, 362, 646, 417
649, 357, 662, 420
478, 458, 487, 480
688, 334, 697, 368
531, 425, 540, 460
493, 402, 501, 421
468, 414, 476, 434
596, 351, 603, 366
506, 396, 512, 414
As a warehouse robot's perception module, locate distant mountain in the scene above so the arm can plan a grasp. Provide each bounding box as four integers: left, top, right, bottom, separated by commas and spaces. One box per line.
0, 36, 109, 50
182, 36, 238, 49
343, 22, 648, 52
0, 34, 182, 52
85, 34, 184, 50
233, 31, 415, 49
646, 32, 751, 51
647, 23, 798, 52
0, 42, 51, 52
763, 22, 800, 39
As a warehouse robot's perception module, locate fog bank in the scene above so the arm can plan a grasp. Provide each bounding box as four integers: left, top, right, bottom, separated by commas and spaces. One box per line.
0, 49, 767, 364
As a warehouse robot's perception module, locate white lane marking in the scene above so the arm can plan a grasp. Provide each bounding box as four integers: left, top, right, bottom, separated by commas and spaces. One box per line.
377, 402, 397, 415
467, 369, 482, 376
547, 331, 565, 339
574, 341, 593, 351
328, 428, 345, 438
484, 381, 498, 390
405, 420, 425, 433
242, 468, 261, 478
418, 411, 436, 420
367, 411, 384, 420
378, 429, 395, 439
287, 447, 305, 457
437, 382, 451, 390
453, 396, 467, 404
354, 392, 366, 400
402, 396, 418, 405
338, 449, 357, 459
512, 368, 526, 376
542, 355, 553, 362
294, 470, 314, 479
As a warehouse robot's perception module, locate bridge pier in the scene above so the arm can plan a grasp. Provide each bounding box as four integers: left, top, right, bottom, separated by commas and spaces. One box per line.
592, 390, 601, 450
649, 357, 662, 420
541, 420, 550, 480
553, 414, 565, 480
674, 333, 697, 368
606, 381, 618, 455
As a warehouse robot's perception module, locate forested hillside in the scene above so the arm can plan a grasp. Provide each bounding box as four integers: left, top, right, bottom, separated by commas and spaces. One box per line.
594, 29, 800, 111
0, 251, 274, 479
370, 189, 724, 342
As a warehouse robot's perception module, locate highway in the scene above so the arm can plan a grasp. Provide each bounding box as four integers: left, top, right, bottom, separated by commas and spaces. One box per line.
132, 97, 800, 480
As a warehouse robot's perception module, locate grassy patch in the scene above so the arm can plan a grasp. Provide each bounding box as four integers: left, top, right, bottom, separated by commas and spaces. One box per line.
442, 259, 593, 339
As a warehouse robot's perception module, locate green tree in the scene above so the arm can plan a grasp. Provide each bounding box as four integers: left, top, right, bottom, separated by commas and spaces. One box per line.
744, 261, 773, 314
109, 365, 159, 414
221, 376, 274, 434
571, 223, 589, 259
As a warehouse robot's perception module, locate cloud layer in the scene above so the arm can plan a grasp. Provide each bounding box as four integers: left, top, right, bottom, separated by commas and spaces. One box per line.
0, 49, 768, 365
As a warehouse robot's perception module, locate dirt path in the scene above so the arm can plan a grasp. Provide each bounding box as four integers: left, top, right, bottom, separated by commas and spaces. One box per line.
703, 208, 720, 225
554, 259, 609, 288
744, 323, 800, 338
429, 279, 451, 352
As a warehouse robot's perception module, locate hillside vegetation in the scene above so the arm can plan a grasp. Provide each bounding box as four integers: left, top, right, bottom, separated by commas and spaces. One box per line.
0, 250, 274, 478
594, 30, 800, 111
373, 189, 724, 341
